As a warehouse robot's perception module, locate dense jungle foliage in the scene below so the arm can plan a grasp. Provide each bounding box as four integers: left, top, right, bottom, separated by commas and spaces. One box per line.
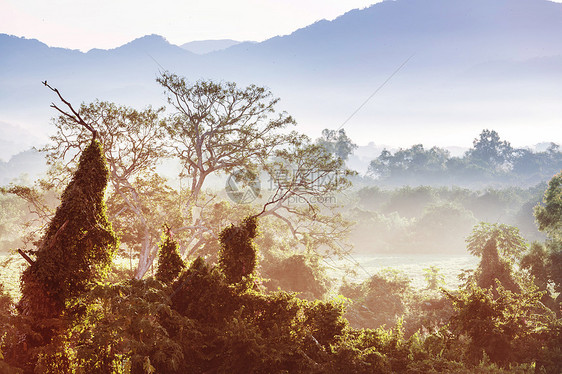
1, 76, 561, 373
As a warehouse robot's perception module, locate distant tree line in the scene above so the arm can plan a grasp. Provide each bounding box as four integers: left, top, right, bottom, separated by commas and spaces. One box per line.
367, 129, 562, 187
350, 183, 547, 254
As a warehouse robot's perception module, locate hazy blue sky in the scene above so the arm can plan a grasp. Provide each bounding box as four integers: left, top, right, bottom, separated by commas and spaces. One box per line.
1, 0, 384, 51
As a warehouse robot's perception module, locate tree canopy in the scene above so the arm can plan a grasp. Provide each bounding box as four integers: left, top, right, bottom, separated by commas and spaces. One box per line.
367, 129, 562, 187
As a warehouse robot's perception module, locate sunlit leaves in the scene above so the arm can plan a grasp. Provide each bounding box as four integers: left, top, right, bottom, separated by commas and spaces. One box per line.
466, 222, 527, 262
535, 171, 562, 239
155, 227, 185, 284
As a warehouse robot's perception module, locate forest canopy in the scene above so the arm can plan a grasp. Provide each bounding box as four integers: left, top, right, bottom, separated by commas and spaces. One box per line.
0, 75, 561, 373
367, 129, 562, 187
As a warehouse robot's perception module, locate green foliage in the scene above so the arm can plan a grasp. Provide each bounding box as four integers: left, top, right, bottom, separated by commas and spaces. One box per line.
445, 282, 553, 366
366, 129, 562, 187
520, 242, 551, 292
3, 179, 562, 373
0, 283, 18, 373
155, 226, 185, 284
341, 269, 412, 329
170, 256, 240, 324
423, 266, 445, 291
535, 171, 562, 239
352, 184, 543, 254
69, 279, 182, 374
262, 254, 330, 299
548, 240, 562, 299
466, 222, 527, 262
411, 203, 477, 253
163, 236, 355, 373
9, 139, 119, 373
383, 186, 437, 219
4, 84, 562, 373
316, 128, 358, 161
368, 144, 450, 183
218, 216, 258, 285
476, 237, 520, 294
466, 129, 513, 171
19, 140, 118, 321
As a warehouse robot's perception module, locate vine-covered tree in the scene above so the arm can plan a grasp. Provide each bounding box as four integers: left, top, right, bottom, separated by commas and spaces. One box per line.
43, 101, 169, 279
16, 139, 118, 369
18, 142, 116, 317
155, 225, 185, 284
1, 84, 120, 371
476, 236, 520, 293
445, 283, 552, 366
464, 223, 526, 294
218, 216, 258, 285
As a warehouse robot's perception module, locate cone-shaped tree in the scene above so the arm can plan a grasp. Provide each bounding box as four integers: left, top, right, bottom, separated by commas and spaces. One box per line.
477, 237, 520, 294
155, 225, 185, 284
218, 216, 258, 284
18, 139, 118, 340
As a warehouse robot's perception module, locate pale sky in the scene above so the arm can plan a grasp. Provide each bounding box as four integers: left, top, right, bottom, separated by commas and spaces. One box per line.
0, 0, 385, 51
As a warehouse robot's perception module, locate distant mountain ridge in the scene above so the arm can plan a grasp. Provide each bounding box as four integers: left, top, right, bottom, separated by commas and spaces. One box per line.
180, 39, 245, 54
1, 0, 562, 167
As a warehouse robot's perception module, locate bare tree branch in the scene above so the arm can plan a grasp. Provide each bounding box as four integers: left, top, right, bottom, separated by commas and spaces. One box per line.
43, 80, 97, 139
18, 249, 35, 265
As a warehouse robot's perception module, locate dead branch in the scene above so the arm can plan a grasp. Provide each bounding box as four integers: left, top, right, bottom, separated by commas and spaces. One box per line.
17, 249, 35, 265
43, 80, 97, 139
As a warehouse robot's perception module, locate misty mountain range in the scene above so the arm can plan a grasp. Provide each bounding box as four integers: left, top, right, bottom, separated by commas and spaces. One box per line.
1, 0, 562, 172
180, 39, 245, 54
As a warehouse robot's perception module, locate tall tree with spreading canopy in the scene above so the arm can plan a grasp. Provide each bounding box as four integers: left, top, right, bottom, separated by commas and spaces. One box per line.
40, 73, 356, 278
157, 72, 296, 208
465, 129, 514, 171
156, 72, 354, 258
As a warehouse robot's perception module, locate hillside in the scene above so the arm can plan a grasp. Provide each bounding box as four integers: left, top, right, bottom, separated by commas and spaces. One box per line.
1, 0, 562, 160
